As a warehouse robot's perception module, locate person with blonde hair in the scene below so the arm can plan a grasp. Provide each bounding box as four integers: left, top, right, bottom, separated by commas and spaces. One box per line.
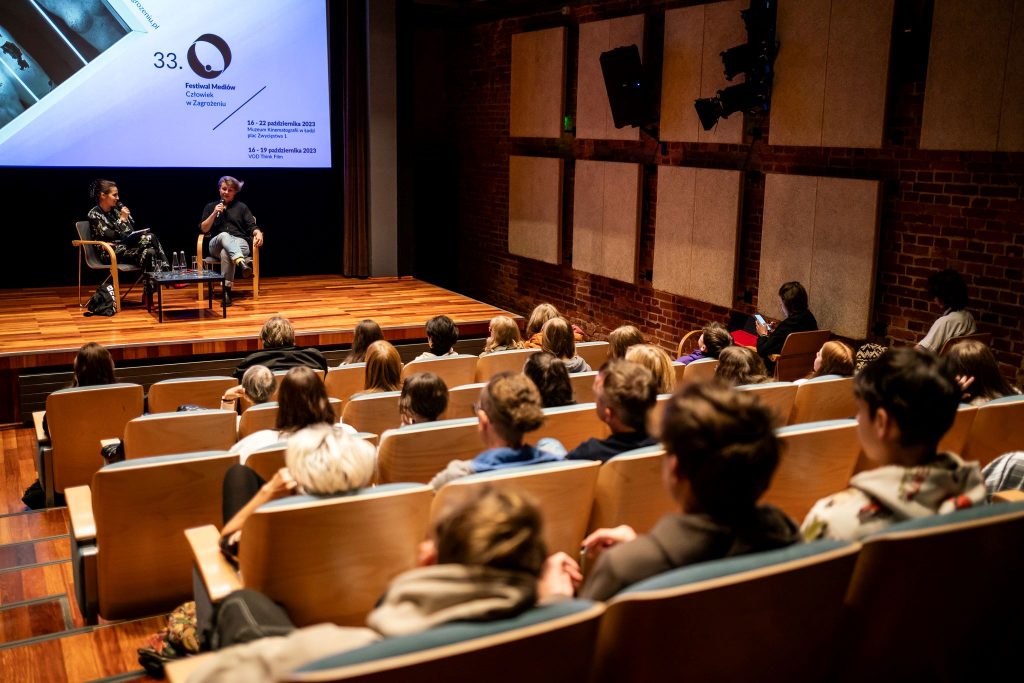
608, 325, 644, 359
541, 317, 592, 374
362, 340, 402, 393
625, 344, 675, 394
523, 303, 583, 348
429, 373, 561, 490
945, 339, 1020, 405
481, 315, 525, 355
795, 340, 855, 384
715, 346, 770, 387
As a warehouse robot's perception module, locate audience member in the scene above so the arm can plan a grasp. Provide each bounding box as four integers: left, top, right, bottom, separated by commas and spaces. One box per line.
539, 382, 799, 602
855, 342, 887, 373
566, 360, 658, 462
233, 317, 327, 380
429, 373, 561, 490
523, 303, 583, 348
481, 316, 525, 355
399, 372, 449, 425
220, 365, 276, 412
982, 452, 1024, 500
413, 315, 459, 360
361, 340, 402, 393
191, 487, 547, 682
340, 320, 384, 365
714, 346, 770, 387
541, 317, 592, 374
677, 322, 732, 365
918, 268, 976, 351
795, 340, 854, 384
522, 352, 575, 408
41, 341, 116, 441
625, 344, 675, 394
945, 339, 1020, 405
608, 325, 644, 359
801, 348, 986, 542
755, 281, 818, 371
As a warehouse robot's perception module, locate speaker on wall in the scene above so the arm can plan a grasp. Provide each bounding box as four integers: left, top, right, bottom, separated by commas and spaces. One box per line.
599, 44, 656, 129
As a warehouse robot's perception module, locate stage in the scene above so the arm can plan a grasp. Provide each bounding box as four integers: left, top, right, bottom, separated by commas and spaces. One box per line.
0, 275, 517, 423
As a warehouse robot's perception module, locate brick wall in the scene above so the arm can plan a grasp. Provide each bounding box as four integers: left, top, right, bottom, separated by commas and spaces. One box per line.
416, 0, 1024, 383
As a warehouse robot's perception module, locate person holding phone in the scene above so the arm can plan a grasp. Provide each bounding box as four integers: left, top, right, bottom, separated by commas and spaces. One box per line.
754, 281, 818, 371
87, 179, 169, 272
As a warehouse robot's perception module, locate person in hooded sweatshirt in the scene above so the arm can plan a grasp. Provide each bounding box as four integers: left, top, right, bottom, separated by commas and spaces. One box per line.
541, 317, 592, 374
800, 347, 986, 542
538, 382, 801, 603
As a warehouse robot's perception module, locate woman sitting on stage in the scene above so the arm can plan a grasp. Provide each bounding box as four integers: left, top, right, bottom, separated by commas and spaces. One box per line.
87, 179, 168, 272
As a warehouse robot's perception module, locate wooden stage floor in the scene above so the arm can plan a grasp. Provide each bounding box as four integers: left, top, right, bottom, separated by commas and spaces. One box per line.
0, 275, 514, 371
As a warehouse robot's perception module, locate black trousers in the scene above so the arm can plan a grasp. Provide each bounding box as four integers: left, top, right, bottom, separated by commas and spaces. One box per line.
222, 463, 266, 525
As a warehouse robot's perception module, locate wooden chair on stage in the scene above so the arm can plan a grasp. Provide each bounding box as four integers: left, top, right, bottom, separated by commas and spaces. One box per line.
73, 220, 144, 311
570, 371, 599, 404
961, 394, 1024, 467
377, 418, 482, 484
771, 330, 831, 381
938, 331, 992, 355
197, 220, 261, 302
187, 484, 433, 626
788, 375, 857, 425
120, 410, 238, 459
324, 363, 366, 406
588, 445, 674, 535
937, 403, 978, 456
475, 348, 540, 382
533, 403, 611, 453
147, 376, 238, 413
576, 341, 611, 370
401, 354, 478, 388
737, 381, 799, 427
447, 382, 486, 420
341, 391, 402, 437
680, 357, 718, 385
431, 461, 600, 555
65, 450, 237, 622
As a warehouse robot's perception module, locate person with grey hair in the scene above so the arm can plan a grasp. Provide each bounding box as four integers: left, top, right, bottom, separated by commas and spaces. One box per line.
200, 175, 265, 306
233, 316, 327, 380
220, 365, 277, 411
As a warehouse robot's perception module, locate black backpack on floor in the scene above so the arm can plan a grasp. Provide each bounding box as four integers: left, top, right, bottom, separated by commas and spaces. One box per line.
85, 284, 117, 317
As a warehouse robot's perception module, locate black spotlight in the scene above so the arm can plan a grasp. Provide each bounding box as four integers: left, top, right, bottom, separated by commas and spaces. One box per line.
600, 44, 656, 129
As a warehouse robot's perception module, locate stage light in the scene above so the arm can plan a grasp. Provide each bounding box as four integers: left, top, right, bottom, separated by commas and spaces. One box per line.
694, 82, 768, 131
721, 44, 756, 81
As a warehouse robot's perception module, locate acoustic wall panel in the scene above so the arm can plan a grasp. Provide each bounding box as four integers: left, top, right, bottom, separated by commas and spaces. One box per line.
576, 15, 645, 140
661, 1, 746, 143
510, 27, 566, 138
760, 174, 880, 339
921, 0, 1024, 151
572, 160, 641, 283
508, 156, 563, 265
770, 0, 893, 148
653, 167, 743, 308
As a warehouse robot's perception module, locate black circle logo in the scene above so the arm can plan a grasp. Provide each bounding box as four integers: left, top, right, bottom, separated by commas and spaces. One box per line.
187, 34, 232, 79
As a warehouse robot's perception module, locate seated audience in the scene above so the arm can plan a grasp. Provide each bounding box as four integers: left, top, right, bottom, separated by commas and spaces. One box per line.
801, 348, 986, 542
399, 372, 449, 425
945, 339, 1020, 405
755, 281, 818, 371
429, 373, 561, 490
677, 321, 733, 365
413, 315, 459, 360
522, 352, 575, 408
714, 346, 770, 387
40, 340, 116, 458
190, 487, 547, 682
608, 325, 644, 359
340, 320, 384, 365
625, 344, 675, 394
220, 365, 276, 412
231, 366, 353, 464
982, 452, 1024, 500
541, 317, 592, 374
360, 340, 402, 393
918, 268, 976, 351
566, 359, 658, 463
795, 340, 855, 384
854, 342, 887, 373
523, 303, 583, 349
480, 315, 525, 355
539, 382, 799, 602
233, 317, 327, 380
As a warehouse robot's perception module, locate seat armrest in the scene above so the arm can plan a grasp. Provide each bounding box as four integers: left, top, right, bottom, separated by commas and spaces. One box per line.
185, 525, 242, 602
32, 411, 49, 447
66, 486, 97, 542
993, 490, 1024, 504
73, 239, 118, 263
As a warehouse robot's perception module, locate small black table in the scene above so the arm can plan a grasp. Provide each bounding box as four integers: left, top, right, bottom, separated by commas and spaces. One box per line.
147, 270, 226, 322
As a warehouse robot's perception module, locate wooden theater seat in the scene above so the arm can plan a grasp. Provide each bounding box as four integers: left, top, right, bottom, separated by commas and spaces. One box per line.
446, 382, 486, 420
237, 398, 343, 439
680, 357, 718, 385
569, 370, 599, 404
937, 403, 978, 456
121, 410, 238, 459
588, 445, 674, 535
788, 375, 857, 425
324, 363, 367, 406
341, 391, 403, 437
737, 381, 799, 427
246, 433, 379, 482
147, 376, 238, 413
771, 330, 831, 382
532, 403, 611, 452
376, 418, 482, 485
401, 354, 478, 388
576, 341, 610, 370
474, 348, 540, 382
961, 394, 1024, 467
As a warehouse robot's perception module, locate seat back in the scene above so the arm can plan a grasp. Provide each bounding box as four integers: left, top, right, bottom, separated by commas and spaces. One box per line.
324, 363, 367, 406
569, 371, 599, 405
245, 441, 289, 481
47, 384, 145, 492
737, 381, 799, 427
93, 451, 238, 619
937, 403, 978, 455
962, 394, 1024, 467
446, 382, 485, 420
431, 461, 600, 555
938, 331, 992, 355
765, 419, 861, 523
788, 375, 856, 425
844, 503, 1024, 678
575, 341, 610, 370
238, 399, 342, 439
341, 391, 402, 437
240, 484, 433, 626
647, 393, 672, 437
676, 330, 701, 358
287, 601, 604, 683
680, 357, 718, 385
377, 418, 481, 484
593, 541, 860, 683
147, 376, 238, 413
774, 330, 831, 381
75, 220, 107, 269
123, 410, 238, 459
401, 355, 478, 388
589, 446, 674, 534
671, 361, 685, 387
532, 403, 610, 452
474, 348, 540, 382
